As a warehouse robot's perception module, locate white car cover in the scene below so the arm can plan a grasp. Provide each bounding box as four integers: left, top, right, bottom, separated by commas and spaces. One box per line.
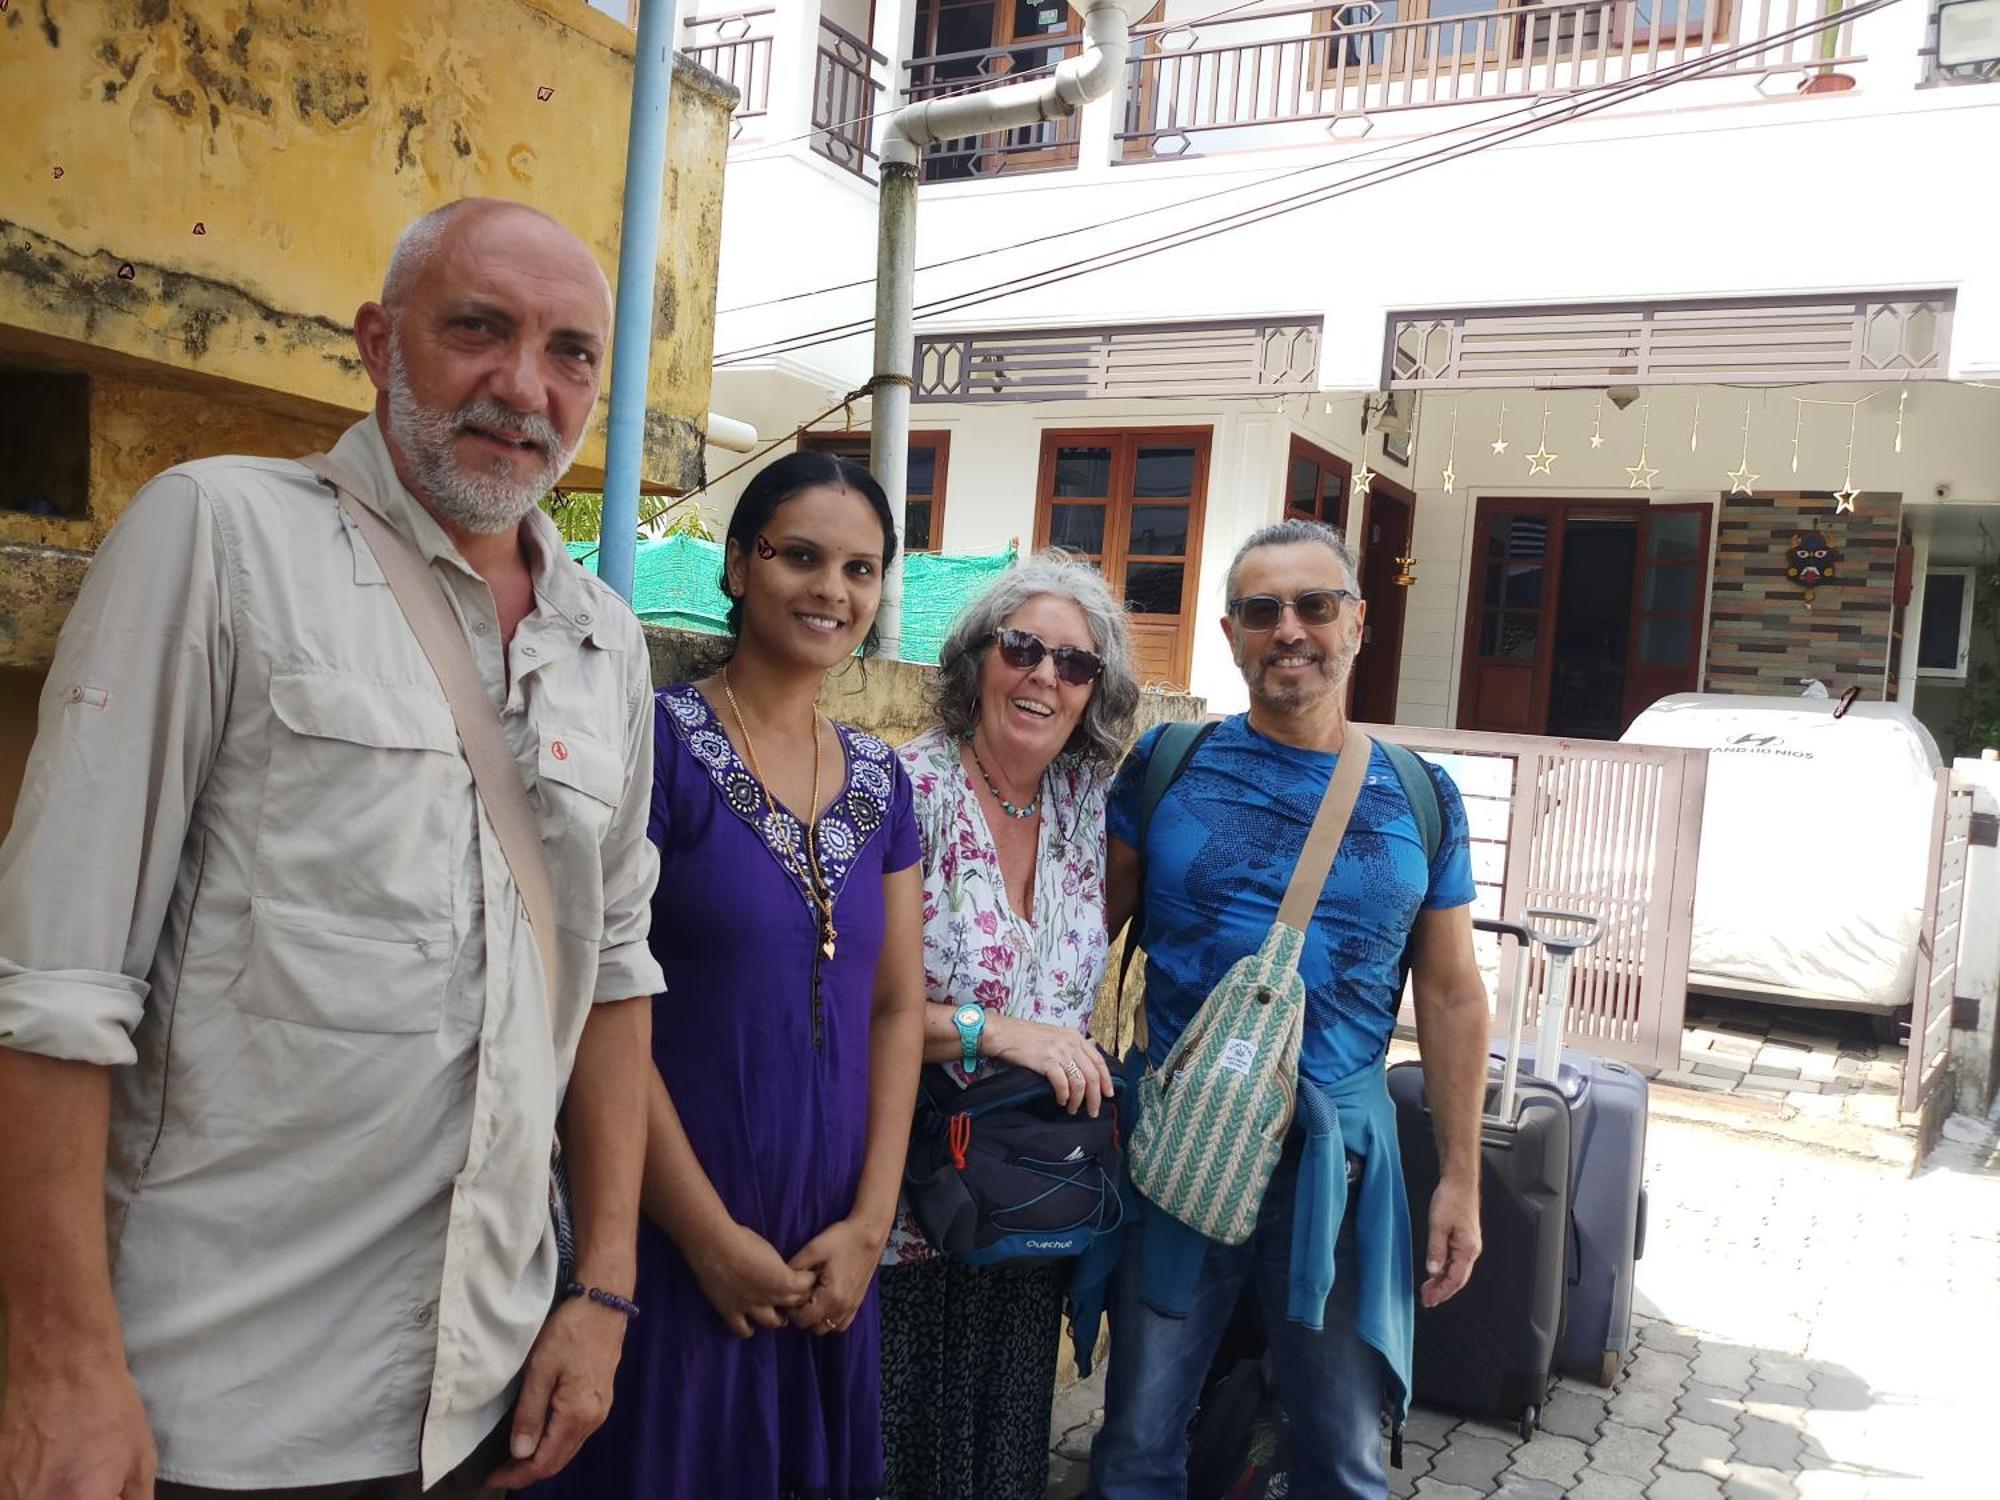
1623, 694, 1942, 1010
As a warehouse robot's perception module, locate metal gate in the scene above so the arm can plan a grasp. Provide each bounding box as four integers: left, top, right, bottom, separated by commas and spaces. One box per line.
1372, 726, 1707, 1073
1904, 771, 1972, 1128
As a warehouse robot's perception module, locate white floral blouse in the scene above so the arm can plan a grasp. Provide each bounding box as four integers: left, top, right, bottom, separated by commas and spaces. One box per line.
881, 725, 1113, 1266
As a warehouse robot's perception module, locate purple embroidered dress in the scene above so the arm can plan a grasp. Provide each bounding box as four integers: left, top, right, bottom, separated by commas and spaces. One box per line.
535, 684, 920, 1500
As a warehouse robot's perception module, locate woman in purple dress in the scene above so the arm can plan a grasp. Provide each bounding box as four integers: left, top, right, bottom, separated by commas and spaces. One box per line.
534, 451, 925, 1499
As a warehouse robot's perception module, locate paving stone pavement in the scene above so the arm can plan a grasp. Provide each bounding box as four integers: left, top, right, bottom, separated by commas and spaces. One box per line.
1046, 1103, 2000, 1498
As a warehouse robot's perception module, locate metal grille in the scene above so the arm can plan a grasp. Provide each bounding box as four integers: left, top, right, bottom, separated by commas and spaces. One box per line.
1386, 293, 1954, 389
1373, 725, 1706, 1072
915, 320, 1321, 402
683, 8, 775, 127
1904, 771, 1971, 1117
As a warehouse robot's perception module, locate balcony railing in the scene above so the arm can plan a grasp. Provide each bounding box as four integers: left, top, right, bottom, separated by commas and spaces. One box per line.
1119, 0, 1861, 157
684, 8, 775, 128
902, 33, 1088, 181
812, 17, 887, 177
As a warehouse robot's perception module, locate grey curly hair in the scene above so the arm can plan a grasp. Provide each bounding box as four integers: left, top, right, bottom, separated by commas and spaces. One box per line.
1225, 516, 1360, 598
931, 550, 1141, 768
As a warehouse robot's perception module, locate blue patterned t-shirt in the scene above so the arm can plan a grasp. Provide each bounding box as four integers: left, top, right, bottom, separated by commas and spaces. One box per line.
1109, 716, 1476, 1086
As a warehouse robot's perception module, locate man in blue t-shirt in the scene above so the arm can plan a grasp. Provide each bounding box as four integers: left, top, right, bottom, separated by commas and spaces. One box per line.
1089, 519, 1492, 1500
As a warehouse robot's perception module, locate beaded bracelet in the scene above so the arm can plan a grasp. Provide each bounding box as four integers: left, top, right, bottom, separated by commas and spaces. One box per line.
562, 1281, 640, 1320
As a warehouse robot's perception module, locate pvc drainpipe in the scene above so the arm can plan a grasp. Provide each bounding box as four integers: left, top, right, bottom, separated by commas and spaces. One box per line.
705, 412, 761, 453
868, 0, 1132, 658
597, 0, 682, 604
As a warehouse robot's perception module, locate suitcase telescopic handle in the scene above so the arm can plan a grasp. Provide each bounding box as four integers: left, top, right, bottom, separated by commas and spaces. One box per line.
1521, 909, 1603, 1081
1474, 919, 1534, 1120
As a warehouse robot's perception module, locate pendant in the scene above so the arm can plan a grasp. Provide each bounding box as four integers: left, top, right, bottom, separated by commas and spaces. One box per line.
822, 933, 838, 961
821, 919, 838, 962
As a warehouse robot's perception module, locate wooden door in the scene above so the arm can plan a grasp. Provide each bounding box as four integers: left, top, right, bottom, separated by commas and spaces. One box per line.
1351, 480, 1413, 724
1620, 503, 1712, 727
1459, 499, 1562, 735
1035, 429, 1210, 689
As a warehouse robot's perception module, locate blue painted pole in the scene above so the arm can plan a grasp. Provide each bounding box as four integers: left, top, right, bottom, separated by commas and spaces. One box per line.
597, 0, 681, 603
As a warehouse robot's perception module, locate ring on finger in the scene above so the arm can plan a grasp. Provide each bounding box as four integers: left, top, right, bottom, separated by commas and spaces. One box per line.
1062, 1060, 1082, 1076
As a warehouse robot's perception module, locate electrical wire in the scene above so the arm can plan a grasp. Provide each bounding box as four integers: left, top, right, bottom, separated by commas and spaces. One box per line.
714, 0, 1894, 369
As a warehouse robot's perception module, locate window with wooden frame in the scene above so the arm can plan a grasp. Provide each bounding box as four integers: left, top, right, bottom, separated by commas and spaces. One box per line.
1033, 428, 1211, 689
1283, 437, 1350, 530
907, 0, 1082, 179
799, 431, 952, 552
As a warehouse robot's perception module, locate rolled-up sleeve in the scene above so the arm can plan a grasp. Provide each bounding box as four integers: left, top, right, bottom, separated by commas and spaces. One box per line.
592, 641, 664, 1004
0, 474, 233, 1065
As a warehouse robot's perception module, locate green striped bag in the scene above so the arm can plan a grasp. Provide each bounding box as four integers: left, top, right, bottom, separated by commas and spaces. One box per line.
1126, 731, 1372, 1246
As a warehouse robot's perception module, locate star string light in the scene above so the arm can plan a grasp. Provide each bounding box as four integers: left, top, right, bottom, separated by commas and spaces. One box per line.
1589, 390, 1605, 449
1689, 389, 1702, 453
1441, 403, 1459, 494
1625, 394, 1657, 490
1525, 395, 1558, 476
1351, 459, 1377, 504
1490, 400, 1510, 455
1726, 395, 1759, 496
1895, 384, 1908, 455
1790, 403, 1803, 475
1833, 404, 1860, 514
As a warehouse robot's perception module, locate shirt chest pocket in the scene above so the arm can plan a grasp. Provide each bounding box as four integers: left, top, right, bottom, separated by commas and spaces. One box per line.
257, 670, 471, 932
535, 725, 623, 937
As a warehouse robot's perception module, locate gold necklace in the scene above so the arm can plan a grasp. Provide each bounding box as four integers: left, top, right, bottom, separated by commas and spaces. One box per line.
721, 671, 838, 961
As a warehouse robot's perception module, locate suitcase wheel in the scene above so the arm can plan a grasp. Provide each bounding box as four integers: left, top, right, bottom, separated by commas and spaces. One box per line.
1518, 1405, 1539, 1442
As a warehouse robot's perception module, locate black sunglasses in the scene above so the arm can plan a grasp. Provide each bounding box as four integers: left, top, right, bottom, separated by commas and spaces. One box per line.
1226, 589, 1358, 632
986, 628, 1105, 687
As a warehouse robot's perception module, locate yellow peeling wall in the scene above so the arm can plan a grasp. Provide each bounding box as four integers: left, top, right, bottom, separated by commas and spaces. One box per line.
0, 0, 733, 649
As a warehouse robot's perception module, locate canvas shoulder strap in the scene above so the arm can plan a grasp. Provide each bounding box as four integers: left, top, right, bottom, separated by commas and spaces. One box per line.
1274, 730, 1373, 936
298, 453, 559, 998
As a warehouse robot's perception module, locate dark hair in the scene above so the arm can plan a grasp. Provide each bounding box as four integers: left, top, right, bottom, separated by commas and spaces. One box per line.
719, 449, 900, 653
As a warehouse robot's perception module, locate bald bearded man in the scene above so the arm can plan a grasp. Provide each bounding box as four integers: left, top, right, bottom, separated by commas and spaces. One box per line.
0, 199, 662, 1500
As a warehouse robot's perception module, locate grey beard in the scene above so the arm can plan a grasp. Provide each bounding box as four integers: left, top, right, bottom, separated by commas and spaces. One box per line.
386, 346, 581, 535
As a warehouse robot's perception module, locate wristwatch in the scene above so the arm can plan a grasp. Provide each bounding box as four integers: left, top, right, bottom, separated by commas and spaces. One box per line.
953, 1003, 987, 1075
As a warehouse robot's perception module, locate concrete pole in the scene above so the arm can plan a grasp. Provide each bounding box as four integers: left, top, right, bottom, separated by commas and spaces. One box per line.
868, 161, 919, 660
597, 0, 681, 603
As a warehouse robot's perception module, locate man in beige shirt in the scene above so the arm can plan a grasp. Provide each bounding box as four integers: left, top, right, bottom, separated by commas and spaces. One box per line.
0, 199, 664, 1499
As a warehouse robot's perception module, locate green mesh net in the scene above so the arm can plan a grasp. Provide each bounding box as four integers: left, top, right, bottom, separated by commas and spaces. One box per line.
566, 536, 1018, 666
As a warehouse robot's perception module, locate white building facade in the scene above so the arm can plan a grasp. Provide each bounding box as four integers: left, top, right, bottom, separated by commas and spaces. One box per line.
680, 0, 2000, 750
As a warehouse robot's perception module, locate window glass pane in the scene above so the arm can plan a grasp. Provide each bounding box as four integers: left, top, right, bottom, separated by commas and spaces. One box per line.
1133, 445, 1196, 498
1479, 611, 1539, 660
1126, 504, 1189, 558
1648, 511, 1704, 561
907, 444, 937, 497
1918, 573, 1968, 671
1014, 0, 1069, 35
1642, 562, 1695, 613
1287, 456, 1319, 512
905, 501, 933, 552
1637, 616, 1693, 665
1500, 563, 1545, 610
1048, 503, 1105, 554
1054, 447, 1111, 498
1125, 562, 1185, 615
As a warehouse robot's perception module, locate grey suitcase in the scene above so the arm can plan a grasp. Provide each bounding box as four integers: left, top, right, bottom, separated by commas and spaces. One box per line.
1392, 918, 1573, 1439
1511, 912, 1649, 1388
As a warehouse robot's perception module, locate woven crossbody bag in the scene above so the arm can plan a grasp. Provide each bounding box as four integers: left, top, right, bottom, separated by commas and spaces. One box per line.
1125, 731, 1371, 1245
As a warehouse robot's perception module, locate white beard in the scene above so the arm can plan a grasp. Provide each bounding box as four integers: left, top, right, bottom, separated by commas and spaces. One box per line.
385, 343, 582, 534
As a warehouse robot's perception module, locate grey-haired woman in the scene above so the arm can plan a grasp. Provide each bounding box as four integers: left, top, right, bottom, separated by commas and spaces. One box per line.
878, 550, 1142, 1500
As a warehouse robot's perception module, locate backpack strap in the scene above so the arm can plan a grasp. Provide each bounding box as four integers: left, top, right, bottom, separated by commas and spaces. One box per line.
1114, 718, 1218, 1057
1379, 738, 1443, 993
1379, 739, 1441, 869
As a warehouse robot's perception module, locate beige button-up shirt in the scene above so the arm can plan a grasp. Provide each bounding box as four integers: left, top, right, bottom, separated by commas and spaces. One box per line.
0, 415, 664, 1487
